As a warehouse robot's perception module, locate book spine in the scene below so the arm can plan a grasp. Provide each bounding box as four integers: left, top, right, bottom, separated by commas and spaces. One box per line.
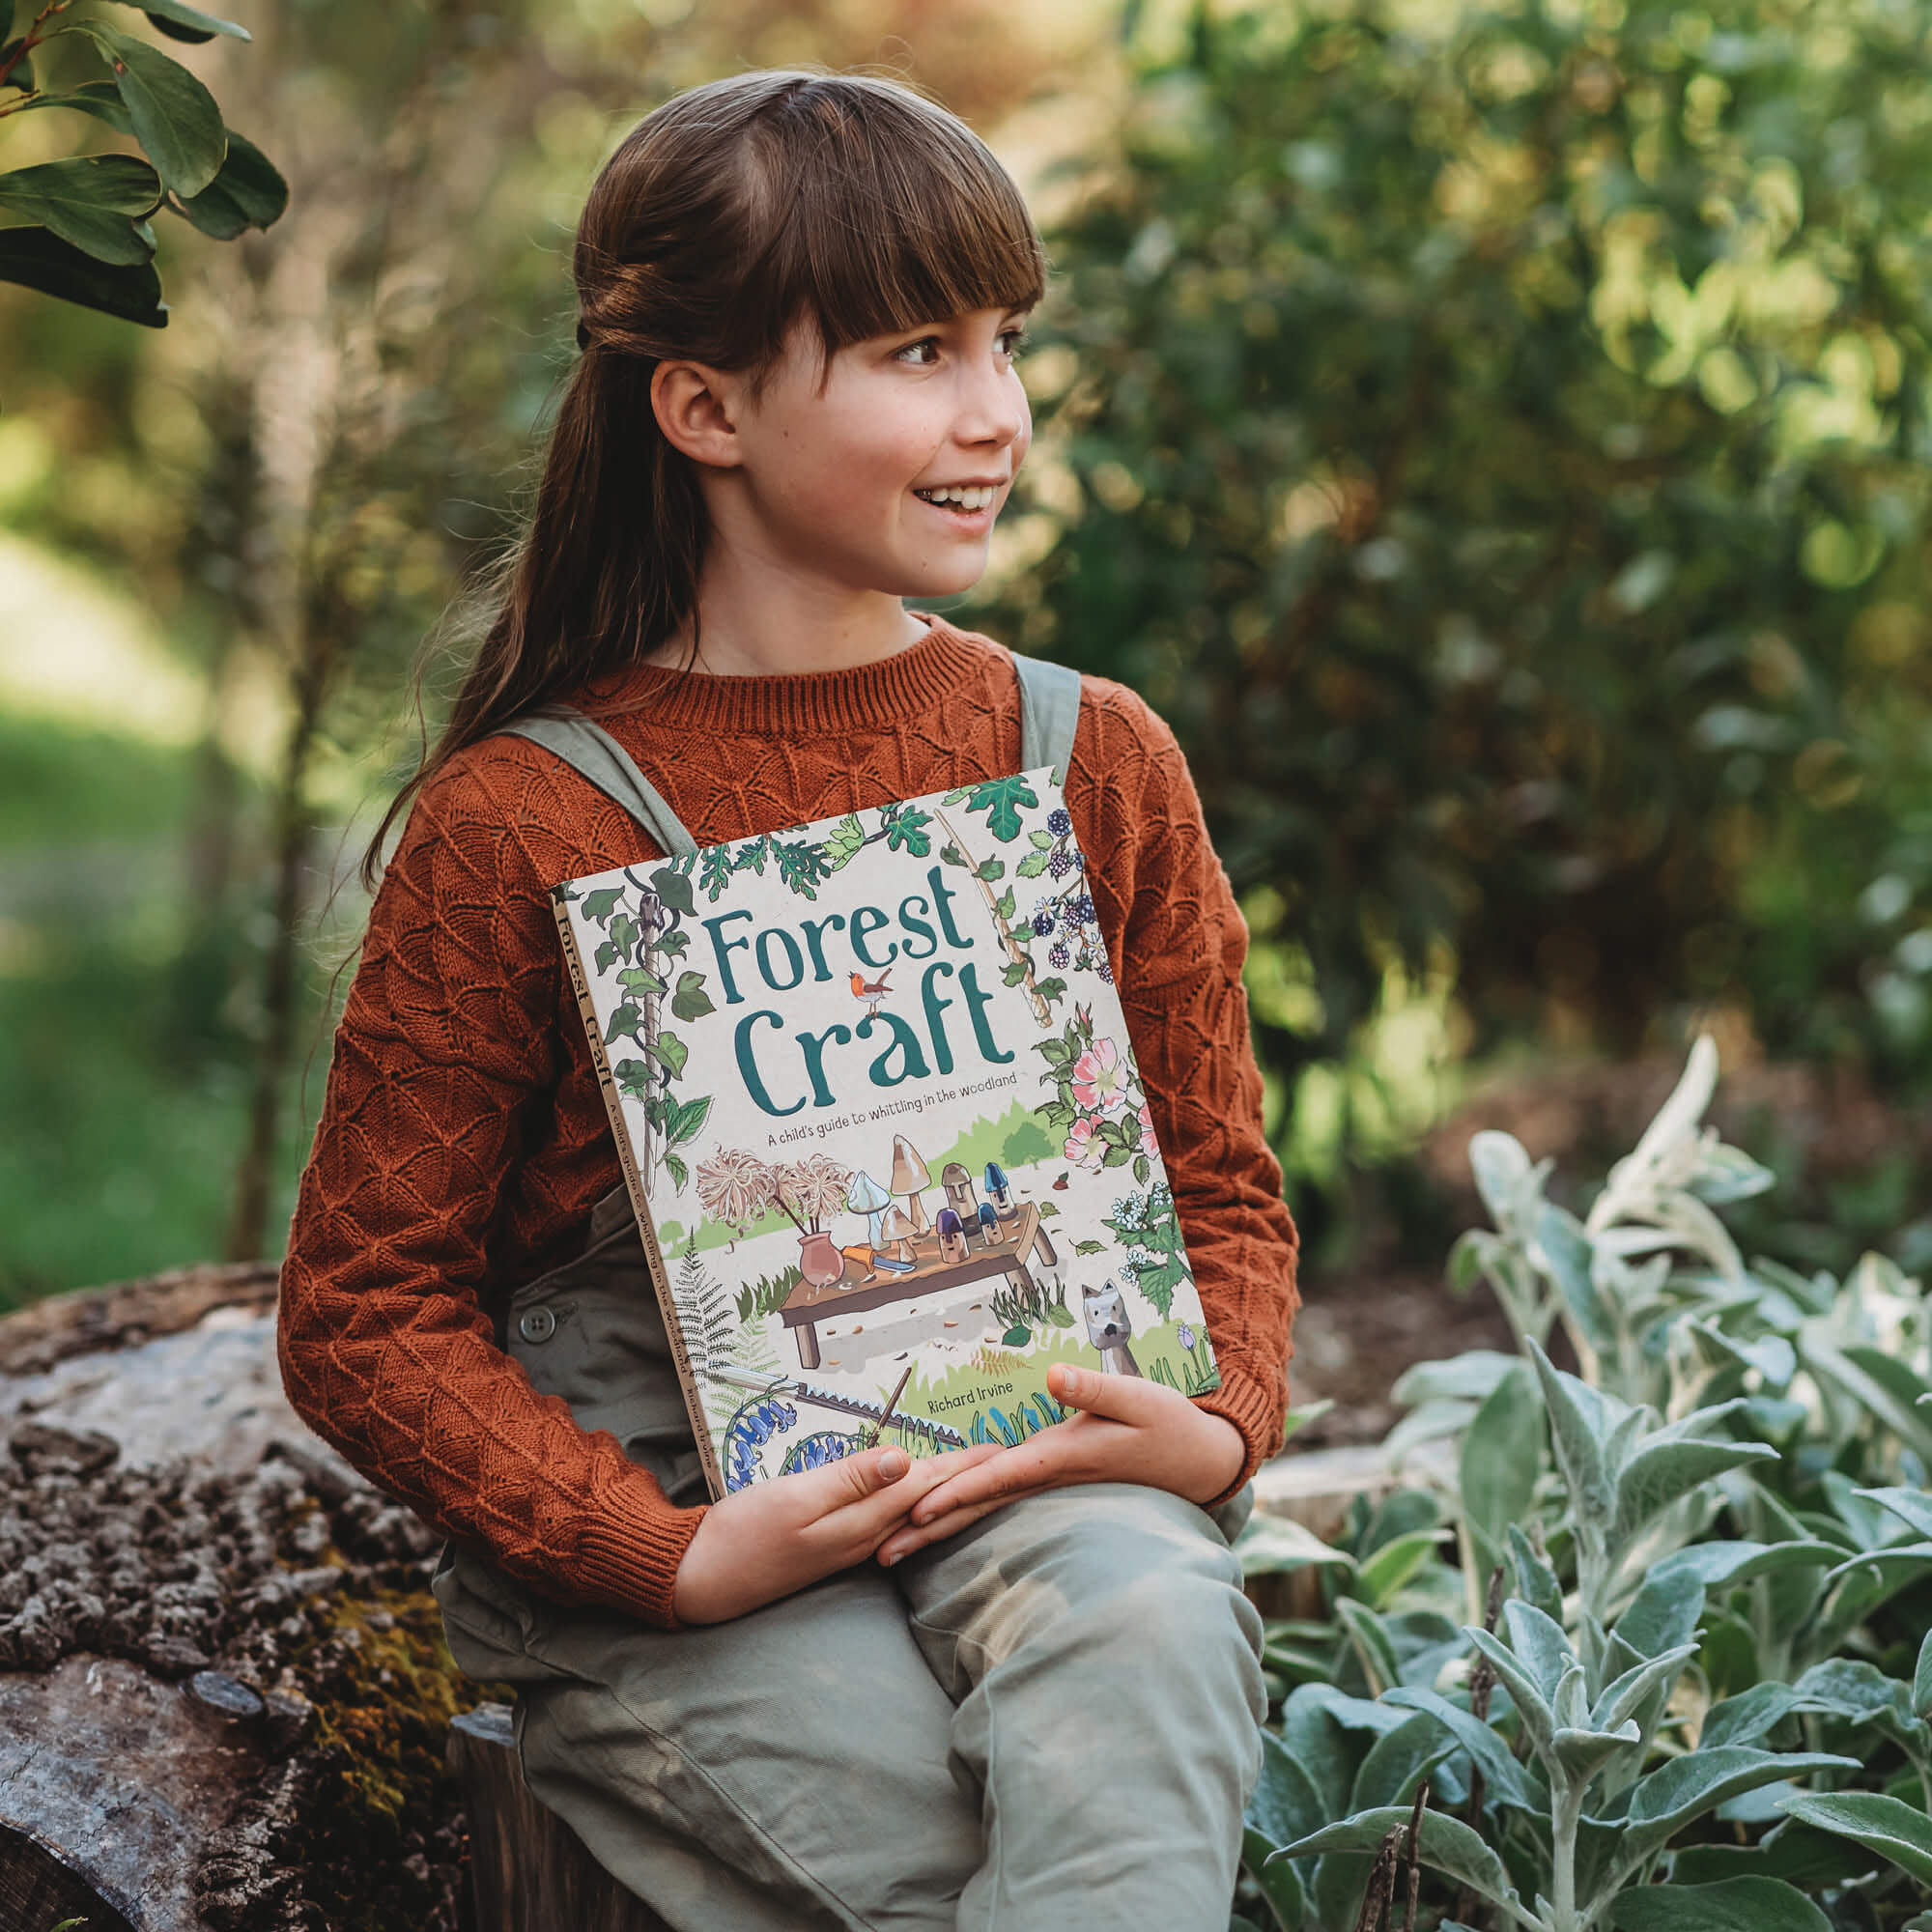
552, 895, 728, 1502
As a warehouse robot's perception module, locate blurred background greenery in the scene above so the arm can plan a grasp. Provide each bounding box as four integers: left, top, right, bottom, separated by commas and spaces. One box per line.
4, 0, 1929, 1308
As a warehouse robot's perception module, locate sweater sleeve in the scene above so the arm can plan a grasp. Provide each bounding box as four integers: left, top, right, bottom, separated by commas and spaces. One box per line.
274, 747, 706, 1629
1072, 682, 1302, 1503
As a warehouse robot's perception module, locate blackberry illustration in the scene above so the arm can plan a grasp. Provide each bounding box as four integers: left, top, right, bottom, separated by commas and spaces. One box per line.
1047, 808, 1071, 838
1047, 847, 1074, 880
1032, 908, 1056, 937
1049, 941, 1070, 969
1069, 894, 1097, 926
1097, 959, 1116, 985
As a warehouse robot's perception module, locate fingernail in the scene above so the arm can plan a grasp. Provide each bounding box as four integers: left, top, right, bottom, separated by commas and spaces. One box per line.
879, 1450, 909, 1479
880, 1548, 900, 1567
1062, 1369, 1086, 1397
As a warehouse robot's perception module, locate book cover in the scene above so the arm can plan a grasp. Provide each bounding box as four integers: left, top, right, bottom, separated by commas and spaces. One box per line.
550, 765, 1219, 1499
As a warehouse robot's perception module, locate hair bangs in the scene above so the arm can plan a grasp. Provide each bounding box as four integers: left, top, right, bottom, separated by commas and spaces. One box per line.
744, 77, 1047, 382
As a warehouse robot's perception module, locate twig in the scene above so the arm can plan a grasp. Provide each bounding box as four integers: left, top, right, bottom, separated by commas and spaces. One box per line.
1402, 1780, 1429, 1932
1450, 1567, 1506, 1925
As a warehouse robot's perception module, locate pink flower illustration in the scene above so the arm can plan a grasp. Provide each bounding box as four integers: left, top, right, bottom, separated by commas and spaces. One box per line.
1064, 1116, 1105, 1171
1070, 1037, 1129, 1116
1138, 1099, 1157, 1158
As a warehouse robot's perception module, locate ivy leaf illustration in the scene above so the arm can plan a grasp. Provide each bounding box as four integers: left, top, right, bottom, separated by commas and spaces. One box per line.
670, 971, 716, 1023
1017, 851, 1049, 878
581, 887, 623, 923
939, 842, 967, 868
659, 928, 691, 957
995, 886, 1017, 922
611, 1058, 651, 1100
649, 1030, 690, 1078
650, 867, 696, 915
1003, 960, 1031, 987
1074, 1239, 1105, 1256
1035, 977, 1067, 1005
964, 775, 1038, 841
605, 1002, 643, 1045
618, 967, 668, 998
664, 1151, 688, 1191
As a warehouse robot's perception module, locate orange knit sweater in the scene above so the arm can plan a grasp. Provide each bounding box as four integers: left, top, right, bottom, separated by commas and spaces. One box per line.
276, 612, 1300, 1630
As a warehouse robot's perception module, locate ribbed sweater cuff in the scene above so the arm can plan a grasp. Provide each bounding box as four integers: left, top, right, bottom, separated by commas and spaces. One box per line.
1193, 1362, 1288, 1510
576, 1485, 711, 1631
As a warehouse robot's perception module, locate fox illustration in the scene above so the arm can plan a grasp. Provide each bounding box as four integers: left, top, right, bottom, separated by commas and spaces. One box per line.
1082, 1278, 1143, 1378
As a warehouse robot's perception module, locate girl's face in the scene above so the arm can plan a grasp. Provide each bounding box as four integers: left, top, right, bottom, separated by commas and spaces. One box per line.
671, 303, 1034, 605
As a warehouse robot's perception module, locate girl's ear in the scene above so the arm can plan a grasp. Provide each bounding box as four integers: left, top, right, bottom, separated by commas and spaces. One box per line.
651, 358, 745, 471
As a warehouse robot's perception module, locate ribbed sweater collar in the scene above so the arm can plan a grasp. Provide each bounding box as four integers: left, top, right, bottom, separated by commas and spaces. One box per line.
581, 611, 992, 738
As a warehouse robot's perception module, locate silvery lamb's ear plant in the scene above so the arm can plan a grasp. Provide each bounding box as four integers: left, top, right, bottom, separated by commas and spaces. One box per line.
1236, 1037, 1932, 1932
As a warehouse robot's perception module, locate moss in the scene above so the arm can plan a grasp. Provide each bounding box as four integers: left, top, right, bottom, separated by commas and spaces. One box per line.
290, 1564, 517, 1930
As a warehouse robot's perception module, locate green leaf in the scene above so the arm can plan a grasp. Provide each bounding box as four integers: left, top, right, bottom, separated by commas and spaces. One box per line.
1620, 1750, 1861, 1864
1381, 1686, 1539, 1813
172, 128, 286, 239
1270, 1807, 1522, 1921
994, 885, 1017, 921
1034, 976, 1067, 1004
0, 155, 159, 264
1354, 1529, 1442, 1609
1002, 959, 1030, 987
617, 967, 668, 998
1804, 1342, 1932, 1465
1072, 1238, 1105, 1256
1349, 1712, 1453, 1812
1611, 1565, 1705, 1662
1507, 1526, 1563, 1623
663, 1151, 688, 1191
0, 39, 33, 90
1776, 1790, 1932, 1887
1858, 1484, 1932, 1543
1232, 1514, 1356, 1578
0, 224, 164, 324
822, 813, 866, 869
1240, 1827, 1303, 1931
604, 1002, 642, 1045
1016, 850, 1049, 877
1790, 1658, 1928, 1754
99, 0, 250, 38
1502, 1598, 1577, 1706
964, 774, 1038, 841
1613, 1435, 1779, 1545
0, 77, 131, 128
581, 887, 623, 922
650, 866, 696, 915
977, 858, 1006, 882
1590, 1641, 1699, 1736
669, 971, 715, 1023
1915, 1627, 1932, 1723
1609, 1876, 1832, 1932
1699, 1682, 1801, 1751
1335, 1597, 1402, 1696
1527, 1340, 1619, 1528
667, 1094, 711, 1148
1463, 1626, 1555, 1757
1460, 1359, 1543, 1575
1647, 1540, 1841, 1591
1551, 1719, 1642, 1783
65, 21, 227, 196
1245, 1726, 1328, 1854
646, 1030, 688, 1079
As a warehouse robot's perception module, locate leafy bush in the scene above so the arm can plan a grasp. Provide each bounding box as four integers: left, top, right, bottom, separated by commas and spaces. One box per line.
1236, 1039, 1932, 1930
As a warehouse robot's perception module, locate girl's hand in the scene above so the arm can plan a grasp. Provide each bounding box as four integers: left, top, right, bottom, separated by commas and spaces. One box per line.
672, 1439, 1006, 1624
871, 1363, 1246, 1567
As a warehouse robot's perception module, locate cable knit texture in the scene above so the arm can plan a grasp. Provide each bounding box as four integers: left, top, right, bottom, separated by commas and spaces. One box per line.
277, 611, 1301, 1631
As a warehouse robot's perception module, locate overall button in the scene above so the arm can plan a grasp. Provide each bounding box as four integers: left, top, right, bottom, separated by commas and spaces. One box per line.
518, 1306, 557, 1344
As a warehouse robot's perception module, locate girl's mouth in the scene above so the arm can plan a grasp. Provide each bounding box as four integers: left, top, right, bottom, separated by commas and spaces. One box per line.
912, 487, 999, 527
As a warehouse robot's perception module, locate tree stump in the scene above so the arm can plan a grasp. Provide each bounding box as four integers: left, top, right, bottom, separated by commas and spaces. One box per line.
448, 1704, 674, 1932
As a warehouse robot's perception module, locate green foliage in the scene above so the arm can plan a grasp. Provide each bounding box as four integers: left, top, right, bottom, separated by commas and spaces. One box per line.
1239, 1040, 1932, 1930
0, 0, 286, 326
975, 0, 1932, 1210
733, 1263, 801, 1328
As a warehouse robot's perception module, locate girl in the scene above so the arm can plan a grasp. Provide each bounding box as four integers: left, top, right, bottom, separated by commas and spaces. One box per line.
277, 68, 1300, 1931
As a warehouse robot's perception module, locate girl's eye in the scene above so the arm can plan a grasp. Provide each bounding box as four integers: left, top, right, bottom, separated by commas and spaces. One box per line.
893, 327, 1032, 367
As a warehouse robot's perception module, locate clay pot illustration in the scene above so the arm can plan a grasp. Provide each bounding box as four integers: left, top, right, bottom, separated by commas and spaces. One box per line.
797, 1230, 847, 1292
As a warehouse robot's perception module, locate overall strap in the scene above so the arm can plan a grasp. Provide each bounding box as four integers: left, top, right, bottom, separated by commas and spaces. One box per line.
1009, 649, 1084, 787
497, 711, 699, 858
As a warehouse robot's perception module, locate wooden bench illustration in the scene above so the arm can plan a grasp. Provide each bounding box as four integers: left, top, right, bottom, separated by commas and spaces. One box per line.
778, 1202, 1058, 1372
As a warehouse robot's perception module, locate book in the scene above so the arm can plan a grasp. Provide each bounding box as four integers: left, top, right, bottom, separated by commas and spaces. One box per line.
549, 765, 1219, 1499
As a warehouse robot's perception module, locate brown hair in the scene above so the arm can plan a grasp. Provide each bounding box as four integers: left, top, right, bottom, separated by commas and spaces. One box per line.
364, 67, 1048, 883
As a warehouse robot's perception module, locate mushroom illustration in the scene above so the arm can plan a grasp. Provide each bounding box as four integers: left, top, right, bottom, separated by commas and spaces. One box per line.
983, 1161, 1017, 1222
940, 1160, 980, 1225
845, 1170, 893, 1251
879, 1205, 918, 1269
977, 1203, 1000, 1246
890, 1135, 932, 1234
934, 1208, 969, 1264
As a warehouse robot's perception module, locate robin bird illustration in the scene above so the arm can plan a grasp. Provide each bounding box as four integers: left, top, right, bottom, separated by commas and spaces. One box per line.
849, 967, 893, 1018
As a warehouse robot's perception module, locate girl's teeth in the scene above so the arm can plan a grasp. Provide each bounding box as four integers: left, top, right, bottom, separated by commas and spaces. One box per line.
918, 485, 994, 510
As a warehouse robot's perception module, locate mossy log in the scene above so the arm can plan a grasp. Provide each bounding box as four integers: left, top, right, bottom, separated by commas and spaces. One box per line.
449, 1704, 673, 1932
0, 1270, 471, 1931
